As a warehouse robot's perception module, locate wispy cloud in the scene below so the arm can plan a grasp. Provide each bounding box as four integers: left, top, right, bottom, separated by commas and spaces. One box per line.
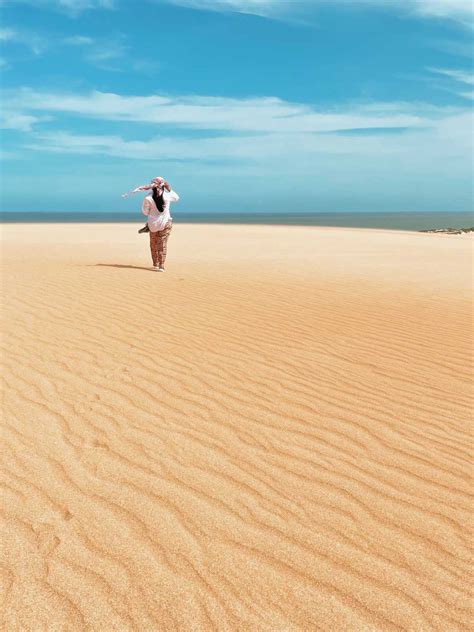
21, 111, 472, 193
429, 67, 474, 100
2, 0, 115, 14
3, 88, 471, 183
1, 111, 48, 132
0, 27, 47, 54
56, 0, 115, 7
5, 0, 473, 23
2, 27, 155, 73
429, 68, 474, 85
165, 0, 474, 27
4, 88, 439, 133
0, 28, 16, 41
62, 35, 153, 71
430, 39, 473, 58
63, 35, 94, 45
407, 0, 473, 25
164, 0, 288, 18
62, 33, 126, 68
84, 39, 127, 68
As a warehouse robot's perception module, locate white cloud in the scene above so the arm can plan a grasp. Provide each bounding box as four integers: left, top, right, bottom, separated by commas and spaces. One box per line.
21, 112, 472, 198
4, 89, 471, 194
429, 68, 474, 85
19, 128, 390, 160
4, 27, 128, 69
2, 87, 470, 209
429, 67, 474, 100
85, 40, 126, 65
62, 36, 157, 72
0, 27, 47, 54
164, 0, 287, 17
409, 0, 473, 24
3, 0, 472, 25
165, 0, 474, 26
3, 27, 150, 72
1, 112, 46, 131
5, 88, 440, 134
63, 35, 94, 45
350, 0, 474, 25
0, 28, 16, 41
431, 39, 473, 59
3, 0, 115, 13
57, 0, 114, 7
4, 0, 473, 23
64, 33, 125, 68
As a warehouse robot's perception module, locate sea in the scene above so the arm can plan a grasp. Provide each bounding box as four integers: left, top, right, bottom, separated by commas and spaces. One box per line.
1, 211, 473, 232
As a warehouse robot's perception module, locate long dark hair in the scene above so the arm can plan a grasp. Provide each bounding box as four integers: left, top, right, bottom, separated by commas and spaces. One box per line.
152, 187, 165, 213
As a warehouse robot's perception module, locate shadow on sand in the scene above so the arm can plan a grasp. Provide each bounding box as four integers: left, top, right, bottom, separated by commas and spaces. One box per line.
92, 264, 154, 272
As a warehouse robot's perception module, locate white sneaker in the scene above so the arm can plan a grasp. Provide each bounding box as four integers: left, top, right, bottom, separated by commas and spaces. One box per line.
158, 267, 166, 272
152, 266, 160, 271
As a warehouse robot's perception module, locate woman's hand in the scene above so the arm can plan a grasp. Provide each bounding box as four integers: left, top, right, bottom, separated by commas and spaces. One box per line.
164, 181, 171, 192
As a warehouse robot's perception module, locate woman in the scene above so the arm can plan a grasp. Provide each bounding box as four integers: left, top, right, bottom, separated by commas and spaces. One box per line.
122, 176, 180, 272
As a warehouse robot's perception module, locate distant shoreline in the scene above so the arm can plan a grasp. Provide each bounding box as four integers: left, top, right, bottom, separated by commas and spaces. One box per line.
2, 211, 473, 232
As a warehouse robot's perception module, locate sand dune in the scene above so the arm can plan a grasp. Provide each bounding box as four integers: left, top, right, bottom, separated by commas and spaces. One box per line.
1, 223, 473, 631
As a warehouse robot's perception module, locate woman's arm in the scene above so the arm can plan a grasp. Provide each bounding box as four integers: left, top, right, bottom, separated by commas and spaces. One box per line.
168, 190, 180, 202
142, 197, 151, 216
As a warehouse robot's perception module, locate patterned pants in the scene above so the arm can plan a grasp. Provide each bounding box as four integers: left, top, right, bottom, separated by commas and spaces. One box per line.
149, 221, 173, 267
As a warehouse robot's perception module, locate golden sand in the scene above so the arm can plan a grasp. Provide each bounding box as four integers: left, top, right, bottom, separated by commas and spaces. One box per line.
1, 223, 473, 630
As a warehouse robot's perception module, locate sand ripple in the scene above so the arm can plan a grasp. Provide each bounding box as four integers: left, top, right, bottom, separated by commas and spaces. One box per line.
1, 224, 473, 630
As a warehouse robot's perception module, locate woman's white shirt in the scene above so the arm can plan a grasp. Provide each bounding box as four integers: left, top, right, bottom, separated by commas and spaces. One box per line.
142, 190, 179, 232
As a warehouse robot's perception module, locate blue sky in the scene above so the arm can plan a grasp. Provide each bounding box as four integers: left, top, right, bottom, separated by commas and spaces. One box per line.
1, 0, 473, 213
